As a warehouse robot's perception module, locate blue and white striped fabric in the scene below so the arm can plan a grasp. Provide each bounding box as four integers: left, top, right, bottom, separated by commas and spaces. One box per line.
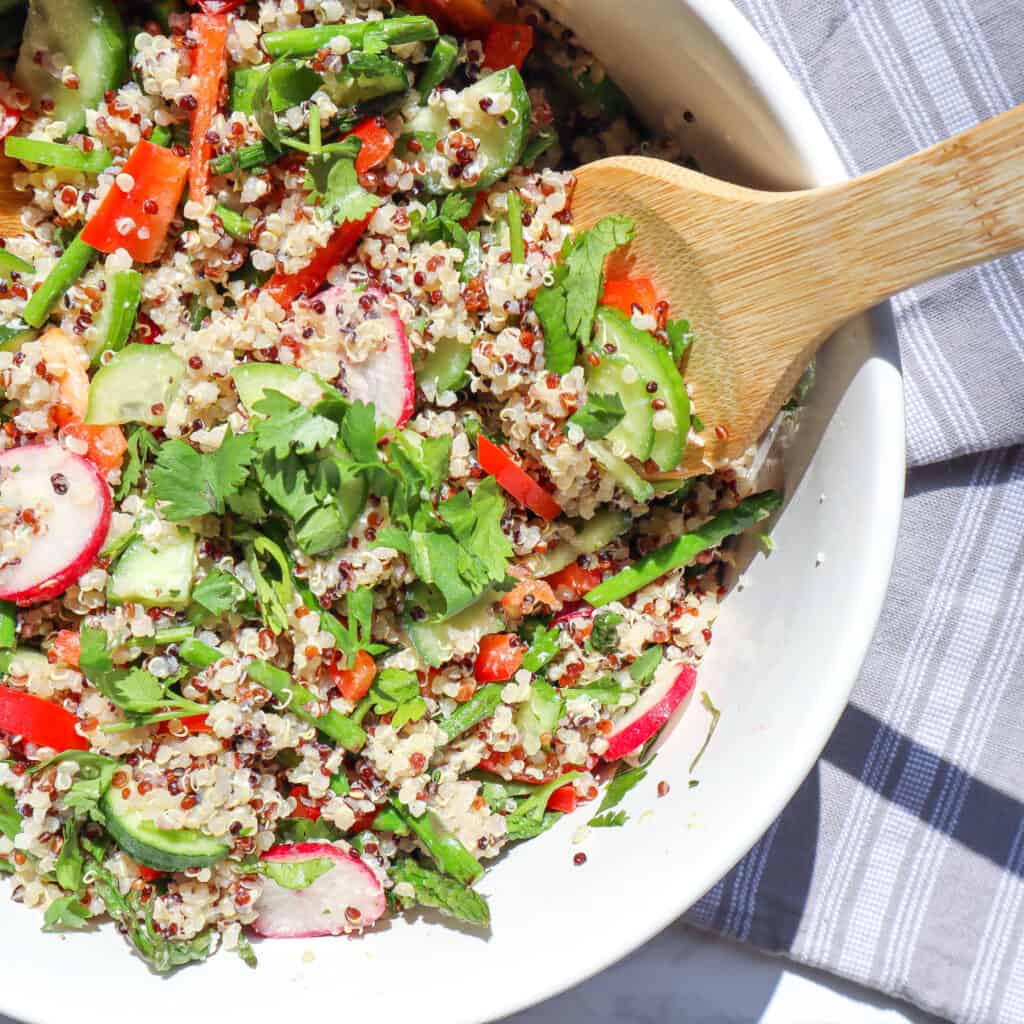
682, 3, 1024, 1022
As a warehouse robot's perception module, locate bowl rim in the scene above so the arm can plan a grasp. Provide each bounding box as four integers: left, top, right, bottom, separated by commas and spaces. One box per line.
487, 0, 907, 1015
0, 5, 906, 1023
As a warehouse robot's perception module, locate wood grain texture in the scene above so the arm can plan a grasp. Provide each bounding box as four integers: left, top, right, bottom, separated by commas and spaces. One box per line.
574, 103, 1024, 476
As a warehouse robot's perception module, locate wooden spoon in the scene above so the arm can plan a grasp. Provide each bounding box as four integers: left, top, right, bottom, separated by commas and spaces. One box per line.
573, 104, 1024, 476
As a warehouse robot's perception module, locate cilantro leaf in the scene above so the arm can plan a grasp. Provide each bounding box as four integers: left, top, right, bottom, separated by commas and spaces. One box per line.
0, 786, 20, 840
568, 391, 626, 440
666, 317, 693, 364
43, 894, 93, 931
191, 568, 247, 618
261, 857, 335, 891
244, 534, 294, 634
589, 809, 628, 828
368, 669, 427, 729
150, 429, 256, 521
389, 858, 491, 927
629, 644, 663, 685
115, 426, 160, 502
252, 390, 339, 458
55, 819, 84, 892
533, 215, 635, 374
252, 66, 283, 151
306, 149, 382, 226
256, 451, 320, 523
339, 400, 379, 464
590, 757, 653, 822
534, 284, 574, 374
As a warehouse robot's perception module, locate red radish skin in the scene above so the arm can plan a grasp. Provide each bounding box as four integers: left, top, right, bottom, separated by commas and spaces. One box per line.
252, 841, 385, 939
313, 286, 415, 429
0, 444, 112, 606
603, 664, 697, 761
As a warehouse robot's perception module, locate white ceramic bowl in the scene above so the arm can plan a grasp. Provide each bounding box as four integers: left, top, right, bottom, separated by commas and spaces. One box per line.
0, 3, 904, 1022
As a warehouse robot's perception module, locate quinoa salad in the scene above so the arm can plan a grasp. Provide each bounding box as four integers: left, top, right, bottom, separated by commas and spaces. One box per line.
0, 0, 786, 971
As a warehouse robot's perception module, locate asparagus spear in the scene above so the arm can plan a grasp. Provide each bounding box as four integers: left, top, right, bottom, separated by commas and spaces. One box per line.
438, 683, 504, 739
263, 15, 438, 60
22, 232, 94, 328
390, 799, 483, 885
584, 491, 783, 607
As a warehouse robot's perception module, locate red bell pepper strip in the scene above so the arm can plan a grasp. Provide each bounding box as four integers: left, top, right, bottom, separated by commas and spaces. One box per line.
406, 0, 495, 36
545, 562, 603, 601
136, 863, 164, 882
264, 212, 373, 309
188, 12, 229, 203
329, 649, 377, 701
80, 140, 188, 262
461, 189, 489, 230
601, 276, 659, 317
61, 422, 128, 475
473, 633, 524, 683
477, 435, 562, 522
483, 23, 534, 71
0, 686, 87, 751
0, 106, 20, 142
288, 784, 322, 821
346, 117, 395, 174
546, 783, 577, 814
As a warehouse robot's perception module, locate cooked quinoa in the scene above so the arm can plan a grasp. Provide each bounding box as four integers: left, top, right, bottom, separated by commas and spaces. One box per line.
0, 0, 785, 970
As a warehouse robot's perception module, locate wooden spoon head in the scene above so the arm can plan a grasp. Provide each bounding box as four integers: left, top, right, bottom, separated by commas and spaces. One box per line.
573, 156, 816, 477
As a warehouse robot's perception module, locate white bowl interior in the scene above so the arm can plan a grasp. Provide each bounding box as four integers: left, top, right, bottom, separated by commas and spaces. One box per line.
0, 3, 905, 1023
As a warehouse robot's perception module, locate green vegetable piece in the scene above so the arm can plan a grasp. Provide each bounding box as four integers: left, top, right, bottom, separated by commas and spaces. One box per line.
89, 269, 141, 363
263, 856, 335, 890
521, 127, 558, 168
178, 638, 222, 671
215, 203, 254, 241
0, 786, 20, 841
568, 391, 626, 440
209, 139, 280, 176
588, 610, 624, 653
246, 659, 366, 752
15, 0, 128, 136
629, 645, 663, 685
390, 858, 490, 927
438, 682, 504, 740
506, 188, 525, 264
4, 136, 112, 173
389, 799, 483, 885
584, 492, 783, 607
504, 771, 581, 842
690, 691, 721, 775
0, 601, 15, 650
148, 124, 173, 148
0, 248, 34, 276
263, 14, 438, 59
371, 805, 409, 835
22, 233, 94, 328
417, 34, 459, 100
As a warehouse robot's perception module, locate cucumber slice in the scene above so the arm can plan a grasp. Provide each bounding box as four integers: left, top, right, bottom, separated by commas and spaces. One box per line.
230, 61, 321, 115
85, 344, 185, 426
0, 647, 49, 676
514, 680, 563, 755
322, 53, 408, 107
231, 362, 326, 413
407, 593, 502, 668
523, 508, 632, 578
587, 441, 655, 504
87, 269, 141, 363
585, 352, 655, 462
594, 308, 691, 472
16, 0, 128, 136
0, 321, 35, 352
414, 335, 471, 393
406, 67, 531, 193
108, 528, 196, 610
101, 786, 230, 872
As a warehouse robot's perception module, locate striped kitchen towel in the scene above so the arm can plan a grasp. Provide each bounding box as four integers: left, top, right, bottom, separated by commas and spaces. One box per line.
684, 3, 1024, 1023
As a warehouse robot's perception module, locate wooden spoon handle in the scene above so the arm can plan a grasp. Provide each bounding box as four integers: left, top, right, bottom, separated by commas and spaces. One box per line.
778, 103, 1024, 339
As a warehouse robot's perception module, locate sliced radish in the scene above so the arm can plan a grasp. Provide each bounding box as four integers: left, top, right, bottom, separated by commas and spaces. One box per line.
312, 285, 415, 429
0, 443, 112, 606
551, 602, 595, 628
604, 662, 697, 761
251, 841, 386, 939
